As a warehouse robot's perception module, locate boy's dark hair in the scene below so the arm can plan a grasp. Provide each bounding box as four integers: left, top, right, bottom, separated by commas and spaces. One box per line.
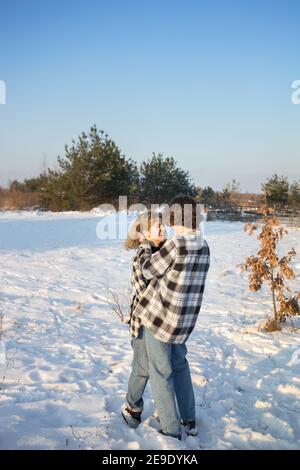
167, 194, 199, 230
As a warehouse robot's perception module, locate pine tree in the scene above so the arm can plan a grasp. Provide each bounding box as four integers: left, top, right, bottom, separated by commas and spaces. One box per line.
288, 181, 300, 209
139, 153, 196, 205
40, 126, 139, 210
198, 186, 218, 208
262, 174, 289, 208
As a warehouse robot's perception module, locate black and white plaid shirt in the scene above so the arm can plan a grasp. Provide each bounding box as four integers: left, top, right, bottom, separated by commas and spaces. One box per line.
129, 233, 210, 344
129, 242, 163, 338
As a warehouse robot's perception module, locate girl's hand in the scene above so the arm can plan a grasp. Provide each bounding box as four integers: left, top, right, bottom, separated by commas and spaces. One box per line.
137, 232, 147, 243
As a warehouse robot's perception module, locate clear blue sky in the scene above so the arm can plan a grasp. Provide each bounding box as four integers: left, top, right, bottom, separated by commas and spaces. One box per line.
0, 0, 299, 192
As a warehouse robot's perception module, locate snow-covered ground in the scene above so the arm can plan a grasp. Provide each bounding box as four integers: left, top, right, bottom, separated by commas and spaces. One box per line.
0, 210, 299, 450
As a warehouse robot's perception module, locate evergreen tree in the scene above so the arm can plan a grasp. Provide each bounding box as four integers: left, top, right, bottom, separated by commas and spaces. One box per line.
13, 174, 48, 193
40, 126, 139, 211
139, 153, 196, 205
262, 174, 289, 208
288, 181, 300, 208
198, 186, 218, 207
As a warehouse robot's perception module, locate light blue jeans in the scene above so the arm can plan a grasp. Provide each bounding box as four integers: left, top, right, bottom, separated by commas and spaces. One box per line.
126, 326, 195, 437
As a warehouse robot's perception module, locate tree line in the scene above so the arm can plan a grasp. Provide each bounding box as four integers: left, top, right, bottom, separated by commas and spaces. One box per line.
2, 126, 300, 211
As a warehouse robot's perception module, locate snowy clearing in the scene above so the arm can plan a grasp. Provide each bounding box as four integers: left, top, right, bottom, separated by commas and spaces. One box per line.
0, 211, 299, 450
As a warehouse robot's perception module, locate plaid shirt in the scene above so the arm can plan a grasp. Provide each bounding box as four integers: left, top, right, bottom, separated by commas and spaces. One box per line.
129, 243, 163, 338
129, 233, 210, 344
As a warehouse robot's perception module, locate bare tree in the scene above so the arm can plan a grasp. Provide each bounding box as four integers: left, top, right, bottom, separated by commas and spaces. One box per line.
106, 289, 131, 323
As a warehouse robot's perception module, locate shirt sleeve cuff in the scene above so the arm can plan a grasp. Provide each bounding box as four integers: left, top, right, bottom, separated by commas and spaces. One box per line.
139, 240, 152, 250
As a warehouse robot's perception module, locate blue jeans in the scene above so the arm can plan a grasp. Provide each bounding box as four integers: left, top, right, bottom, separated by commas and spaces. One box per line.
126, 326, 195, 437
